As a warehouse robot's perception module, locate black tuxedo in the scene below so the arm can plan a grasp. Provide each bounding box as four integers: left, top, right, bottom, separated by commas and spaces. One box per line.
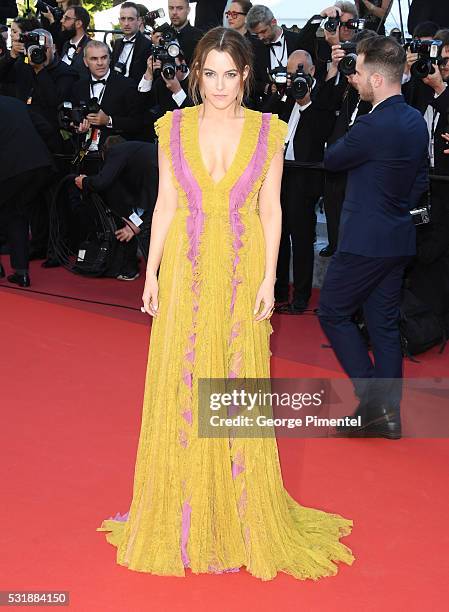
323, 76, 371, 252
193, 0, 226, 31
111, 31, 152, 85
174, 22, 203, 66
84, 141, 158, 212
71, 71, 144, 147
264, 82, 337, 303
61, 34, 90, 79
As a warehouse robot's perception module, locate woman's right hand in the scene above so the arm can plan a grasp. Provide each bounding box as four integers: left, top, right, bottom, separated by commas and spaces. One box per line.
142, 273, 159, 317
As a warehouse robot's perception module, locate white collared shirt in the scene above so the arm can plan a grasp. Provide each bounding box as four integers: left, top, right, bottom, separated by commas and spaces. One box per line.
284, 81, 316, 161
61, 35, 84, 65
118, 34, 137, 77
269, 30, 287, 71
138, 69, 190, 108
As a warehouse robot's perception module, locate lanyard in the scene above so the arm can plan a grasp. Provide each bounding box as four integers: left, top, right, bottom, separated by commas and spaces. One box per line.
270, 36, 287, 67
90, 81, 107, 103
120, 38, 136, 71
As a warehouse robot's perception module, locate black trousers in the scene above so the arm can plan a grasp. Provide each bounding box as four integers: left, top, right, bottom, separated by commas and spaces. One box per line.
0, 167, 50, 271
275, 167, 318, 302
323, 171, 347, 252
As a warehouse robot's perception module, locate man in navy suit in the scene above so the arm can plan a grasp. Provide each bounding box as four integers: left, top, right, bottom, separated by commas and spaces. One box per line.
318, 36, 429, 439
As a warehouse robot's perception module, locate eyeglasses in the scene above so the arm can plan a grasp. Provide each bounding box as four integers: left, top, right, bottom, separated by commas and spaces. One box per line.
225, 11, 247, 19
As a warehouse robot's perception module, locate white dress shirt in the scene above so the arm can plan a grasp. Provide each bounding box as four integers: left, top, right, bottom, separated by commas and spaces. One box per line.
118, 34, 137, 77
269, 30, 287, 71
61, 35, 84, 65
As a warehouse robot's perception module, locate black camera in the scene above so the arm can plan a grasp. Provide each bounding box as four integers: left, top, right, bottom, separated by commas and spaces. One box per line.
58, 98, 101, 131
289, 64, 314, 100
35, 0, 64, 21
150, 24, 185, 80
324, 16, 365, 33
18, 31, 47, 65
143, 7, 165, 27
406, 39, 443, 79
268, 66, 288, 95
338, 42, 358, 76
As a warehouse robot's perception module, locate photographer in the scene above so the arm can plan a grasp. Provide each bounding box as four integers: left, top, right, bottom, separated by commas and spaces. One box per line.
71, 40, 144, 153
167, 0, 203, 66
74, 135, 159, 280
138, 52, 192, 114
60, 6, 90, 78
0, 15, 40, 96
38, 0, 77, 54
111, 2, 152, 85
0, 28, 78, 144
262, 49, 337, 313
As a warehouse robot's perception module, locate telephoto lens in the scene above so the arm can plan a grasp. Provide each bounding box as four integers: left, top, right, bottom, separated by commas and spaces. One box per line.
338, 42, 358, 76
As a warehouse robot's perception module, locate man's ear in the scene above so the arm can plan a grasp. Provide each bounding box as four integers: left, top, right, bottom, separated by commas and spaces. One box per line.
309, 64, 316, 77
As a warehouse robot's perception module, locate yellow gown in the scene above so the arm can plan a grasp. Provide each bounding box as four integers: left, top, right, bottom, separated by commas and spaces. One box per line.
97, 105, 354, 581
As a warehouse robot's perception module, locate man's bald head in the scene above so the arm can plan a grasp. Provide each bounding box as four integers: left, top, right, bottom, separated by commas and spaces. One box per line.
287, 50, 314, 75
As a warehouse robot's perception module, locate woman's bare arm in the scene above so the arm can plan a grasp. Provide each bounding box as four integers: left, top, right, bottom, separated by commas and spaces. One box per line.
145, 146, 179, 277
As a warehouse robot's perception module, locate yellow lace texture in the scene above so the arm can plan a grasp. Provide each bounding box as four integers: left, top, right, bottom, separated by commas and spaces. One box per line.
96, 106, 355, 581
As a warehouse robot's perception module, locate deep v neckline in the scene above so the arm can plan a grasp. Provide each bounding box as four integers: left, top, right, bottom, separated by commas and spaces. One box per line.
194, 105, 248, 187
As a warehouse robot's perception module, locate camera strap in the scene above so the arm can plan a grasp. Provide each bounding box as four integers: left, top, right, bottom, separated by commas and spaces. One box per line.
118, 37, 136, 73
90, 81, 107, 103
270, 35, 287, 68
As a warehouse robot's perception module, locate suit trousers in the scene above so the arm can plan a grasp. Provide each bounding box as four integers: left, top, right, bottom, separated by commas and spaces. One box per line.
275, 166, 317, 302
0, 167, 49, 270
323, 171, 347, 251
318, 251, 412, 410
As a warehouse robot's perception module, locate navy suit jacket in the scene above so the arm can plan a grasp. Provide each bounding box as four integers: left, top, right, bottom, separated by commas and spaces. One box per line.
324, 95, 429, 257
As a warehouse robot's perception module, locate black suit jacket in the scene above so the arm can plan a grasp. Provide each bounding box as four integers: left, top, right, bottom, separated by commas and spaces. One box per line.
0, 95, 53, 184
83, 141, 158, 212
193, 0, 226, 31
403, 78, 449, 175
71, 71, 144, 147
61, 34, 90, 79
175, 22, 203, 66
111, 31, 152, 85
327, 76, 372, 146
408, 0, 449, 32
0, 0, 18, 24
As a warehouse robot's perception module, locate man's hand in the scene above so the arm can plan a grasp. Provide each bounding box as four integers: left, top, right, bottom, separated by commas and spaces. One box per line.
116, 220, 141, 243
162, 73, 182, 94
75, 119, 90, 133
423, 68, 446, 95
75, 175, 87, 190
144, 56, 162, 81
324, 27, 340, 47
10, 40, 25, 59
41, 9, 55, 24
320, 5, 341, 18
441, 132, 449, 154
331, 44, 346, 67
405, 50, 419, 76
87, 109, 110, 126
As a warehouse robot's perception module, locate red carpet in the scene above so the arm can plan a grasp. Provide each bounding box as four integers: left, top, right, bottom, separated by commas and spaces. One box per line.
1, 262, 448, 611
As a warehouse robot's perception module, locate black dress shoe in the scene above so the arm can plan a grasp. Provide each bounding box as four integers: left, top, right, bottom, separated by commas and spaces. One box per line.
291, 298, 309, 314
336, 405, 401, 440
319, 246, 336, 258
41, 258, 61, 269
0, 263, 4, 279
274, 302, 291, 314
7, 272, 31, 288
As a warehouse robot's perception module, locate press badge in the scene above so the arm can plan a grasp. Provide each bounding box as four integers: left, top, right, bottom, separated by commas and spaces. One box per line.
129, 212, 143, 227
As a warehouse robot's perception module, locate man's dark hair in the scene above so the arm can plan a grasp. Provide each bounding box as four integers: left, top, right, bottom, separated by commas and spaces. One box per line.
102, 134, 126, 157
71, 6, 90, 31
412, 21, 439, 39
120, 2, 139, 17
435, 29, 449, 49
135, 3, 149, 18
357, 35, 406, 84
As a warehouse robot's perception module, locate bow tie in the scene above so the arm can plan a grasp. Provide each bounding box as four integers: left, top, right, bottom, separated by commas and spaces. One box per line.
269, 41, 283, 47
123, 37, 136, 44
91, 79, 106, 85
67, 43, 77, 51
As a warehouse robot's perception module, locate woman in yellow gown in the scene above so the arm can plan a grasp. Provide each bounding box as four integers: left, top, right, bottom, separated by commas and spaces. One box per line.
97, 27, 354, 581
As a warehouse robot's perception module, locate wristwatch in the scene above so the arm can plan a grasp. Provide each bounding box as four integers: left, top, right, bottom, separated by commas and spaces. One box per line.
107, 115, 113, 128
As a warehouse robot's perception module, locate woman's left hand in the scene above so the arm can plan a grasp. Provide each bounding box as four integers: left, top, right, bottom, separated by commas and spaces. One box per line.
253, 278, 275, 322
